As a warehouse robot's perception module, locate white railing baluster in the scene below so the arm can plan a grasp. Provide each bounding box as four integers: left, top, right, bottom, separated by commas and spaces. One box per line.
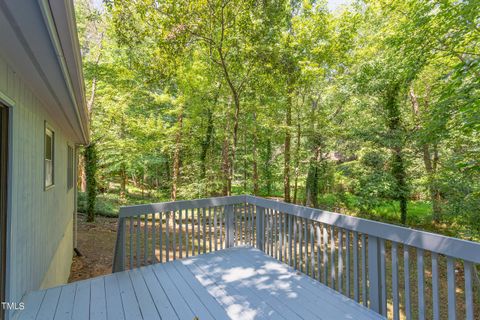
310, 223, 315, 278
277, 211, 281, 259
226, 204, 235, 248
417, 248, 425, 320
144, 215, 148, 264
129, 216, 133, 268
330, 226, 336, 288
380, 239, 386, 317
255, 206, 264, 251
270, 209, 274, 257
404, 245, 411, 320
353, 231, 359, 302
273, 210, 280, 260
299, 218, 304, 272
166, 212, 170, 262
447, 256, 456, 320
317, 224, 322, 281
214, 207, 218, 251
152, 213, 156, 262
323, 224, 329, 285
202, 208, 207, 253
179, 209, 183, 258
368, 235, 381, 313
136, 215, 141, 267
208, 207, 212, 252
244, 204, 247, 245
279, 211, 283, 261
191, 208, 195, 256
432, 252, 439, 320
197, 208, 201, 255
338, 229, 343, 293
392, 242, 399, 320
361, 234, 366, 306
159, 213, 163, 263
265, 208, 269, 255
304, 218, 308, 275
293, 215, 297, 269
234, 205, 237, 247
173, 211, 177, 260
288, 214, 292, 266
251, 205, 255, 246
186, 208, 190, 258
219, 206, 223, 249
346, 230, 350, 297
464, 261, 474, 320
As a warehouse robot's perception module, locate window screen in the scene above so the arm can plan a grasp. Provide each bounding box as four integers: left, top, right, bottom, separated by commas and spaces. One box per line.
45, 127, 54, 188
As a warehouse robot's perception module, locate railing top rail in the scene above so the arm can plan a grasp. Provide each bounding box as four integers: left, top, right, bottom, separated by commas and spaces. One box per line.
246, 195, 480, 264
118, 195, 246, 217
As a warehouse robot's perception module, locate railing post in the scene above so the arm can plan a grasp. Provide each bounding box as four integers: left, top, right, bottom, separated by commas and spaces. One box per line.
368, 235, 382, 313
225, 204, 235, 248
112, 216, 126, 272
256, 206, 265, 251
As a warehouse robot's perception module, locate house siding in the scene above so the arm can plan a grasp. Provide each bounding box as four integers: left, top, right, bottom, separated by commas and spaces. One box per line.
0, 54, 75, 306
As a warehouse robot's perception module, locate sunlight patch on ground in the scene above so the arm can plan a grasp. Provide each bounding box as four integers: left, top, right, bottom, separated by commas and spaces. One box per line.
222, 266, 256, 282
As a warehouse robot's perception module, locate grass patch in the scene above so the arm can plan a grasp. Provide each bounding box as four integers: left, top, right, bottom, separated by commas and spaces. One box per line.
78, 187, 475, 240
78, 185, 170, 217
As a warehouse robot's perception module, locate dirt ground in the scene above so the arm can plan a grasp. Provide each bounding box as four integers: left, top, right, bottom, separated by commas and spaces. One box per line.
68, 213, 118, 282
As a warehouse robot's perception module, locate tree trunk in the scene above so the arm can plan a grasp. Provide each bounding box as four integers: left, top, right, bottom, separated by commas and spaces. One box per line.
222, 115, 231, 196
284, 95, 292, 203
264, 138, 272, 195
120, 163, 127, 200
200, 108, 214, 180
305, 147, 320, 208
85, 143, 97, 222
78, 153, 87, 192
252, 111, 259, 195
410, 87, 442, 222
387, 85, 408, 224
171, 110, 183, 201
293, 108, 301, 204
243, 130, 247, 193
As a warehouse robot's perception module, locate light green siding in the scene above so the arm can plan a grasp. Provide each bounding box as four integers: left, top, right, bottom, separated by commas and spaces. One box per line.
0, 54, 75, 305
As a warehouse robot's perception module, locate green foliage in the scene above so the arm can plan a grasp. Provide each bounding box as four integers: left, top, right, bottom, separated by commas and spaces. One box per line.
75, 0, 480, 239
85, 143, 98, 222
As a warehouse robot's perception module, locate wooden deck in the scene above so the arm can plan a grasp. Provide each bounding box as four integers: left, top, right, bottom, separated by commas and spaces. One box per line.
17, 247, 384, 320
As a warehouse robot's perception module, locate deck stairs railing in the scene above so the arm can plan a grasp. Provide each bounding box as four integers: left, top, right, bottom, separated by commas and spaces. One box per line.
112, 195, 480, 319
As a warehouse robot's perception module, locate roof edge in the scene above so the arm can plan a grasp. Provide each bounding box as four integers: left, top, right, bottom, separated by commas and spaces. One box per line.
38, 0, 89, 145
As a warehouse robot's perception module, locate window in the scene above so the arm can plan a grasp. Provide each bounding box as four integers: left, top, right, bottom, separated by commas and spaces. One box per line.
67, 145, 74, 190
45, 126, 54, 188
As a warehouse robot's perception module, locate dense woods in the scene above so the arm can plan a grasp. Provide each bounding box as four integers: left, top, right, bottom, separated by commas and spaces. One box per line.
75, 0, 479, 238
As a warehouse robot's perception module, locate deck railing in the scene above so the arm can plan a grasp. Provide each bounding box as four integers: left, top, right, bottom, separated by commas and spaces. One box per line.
112, 195, 480, 320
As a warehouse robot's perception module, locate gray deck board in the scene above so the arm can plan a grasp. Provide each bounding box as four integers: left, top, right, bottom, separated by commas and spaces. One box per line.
35, 287, 61, 320
138, 266, 178, 320
128, 268, 161, 320
150, 263, 196, 319
103, 274, 125, 320
90, 277, 107, 320
17, 247, 384, 320
72, 279, 90, 320
54, 283, 76, 320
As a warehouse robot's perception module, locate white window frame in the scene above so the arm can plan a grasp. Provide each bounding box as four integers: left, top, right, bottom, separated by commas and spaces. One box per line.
44, 124, 54, 190
67, 144, 74, 190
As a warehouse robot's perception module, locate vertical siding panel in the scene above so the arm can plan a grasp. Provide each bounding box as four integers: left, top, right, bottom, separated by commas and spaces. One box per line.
2, 55, 77, 302
0, 57, 7, 91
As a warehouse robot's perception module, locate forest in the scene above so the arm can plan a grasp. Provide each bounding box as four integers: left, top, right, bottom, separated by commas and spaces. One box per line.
75, 0, 480, 240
